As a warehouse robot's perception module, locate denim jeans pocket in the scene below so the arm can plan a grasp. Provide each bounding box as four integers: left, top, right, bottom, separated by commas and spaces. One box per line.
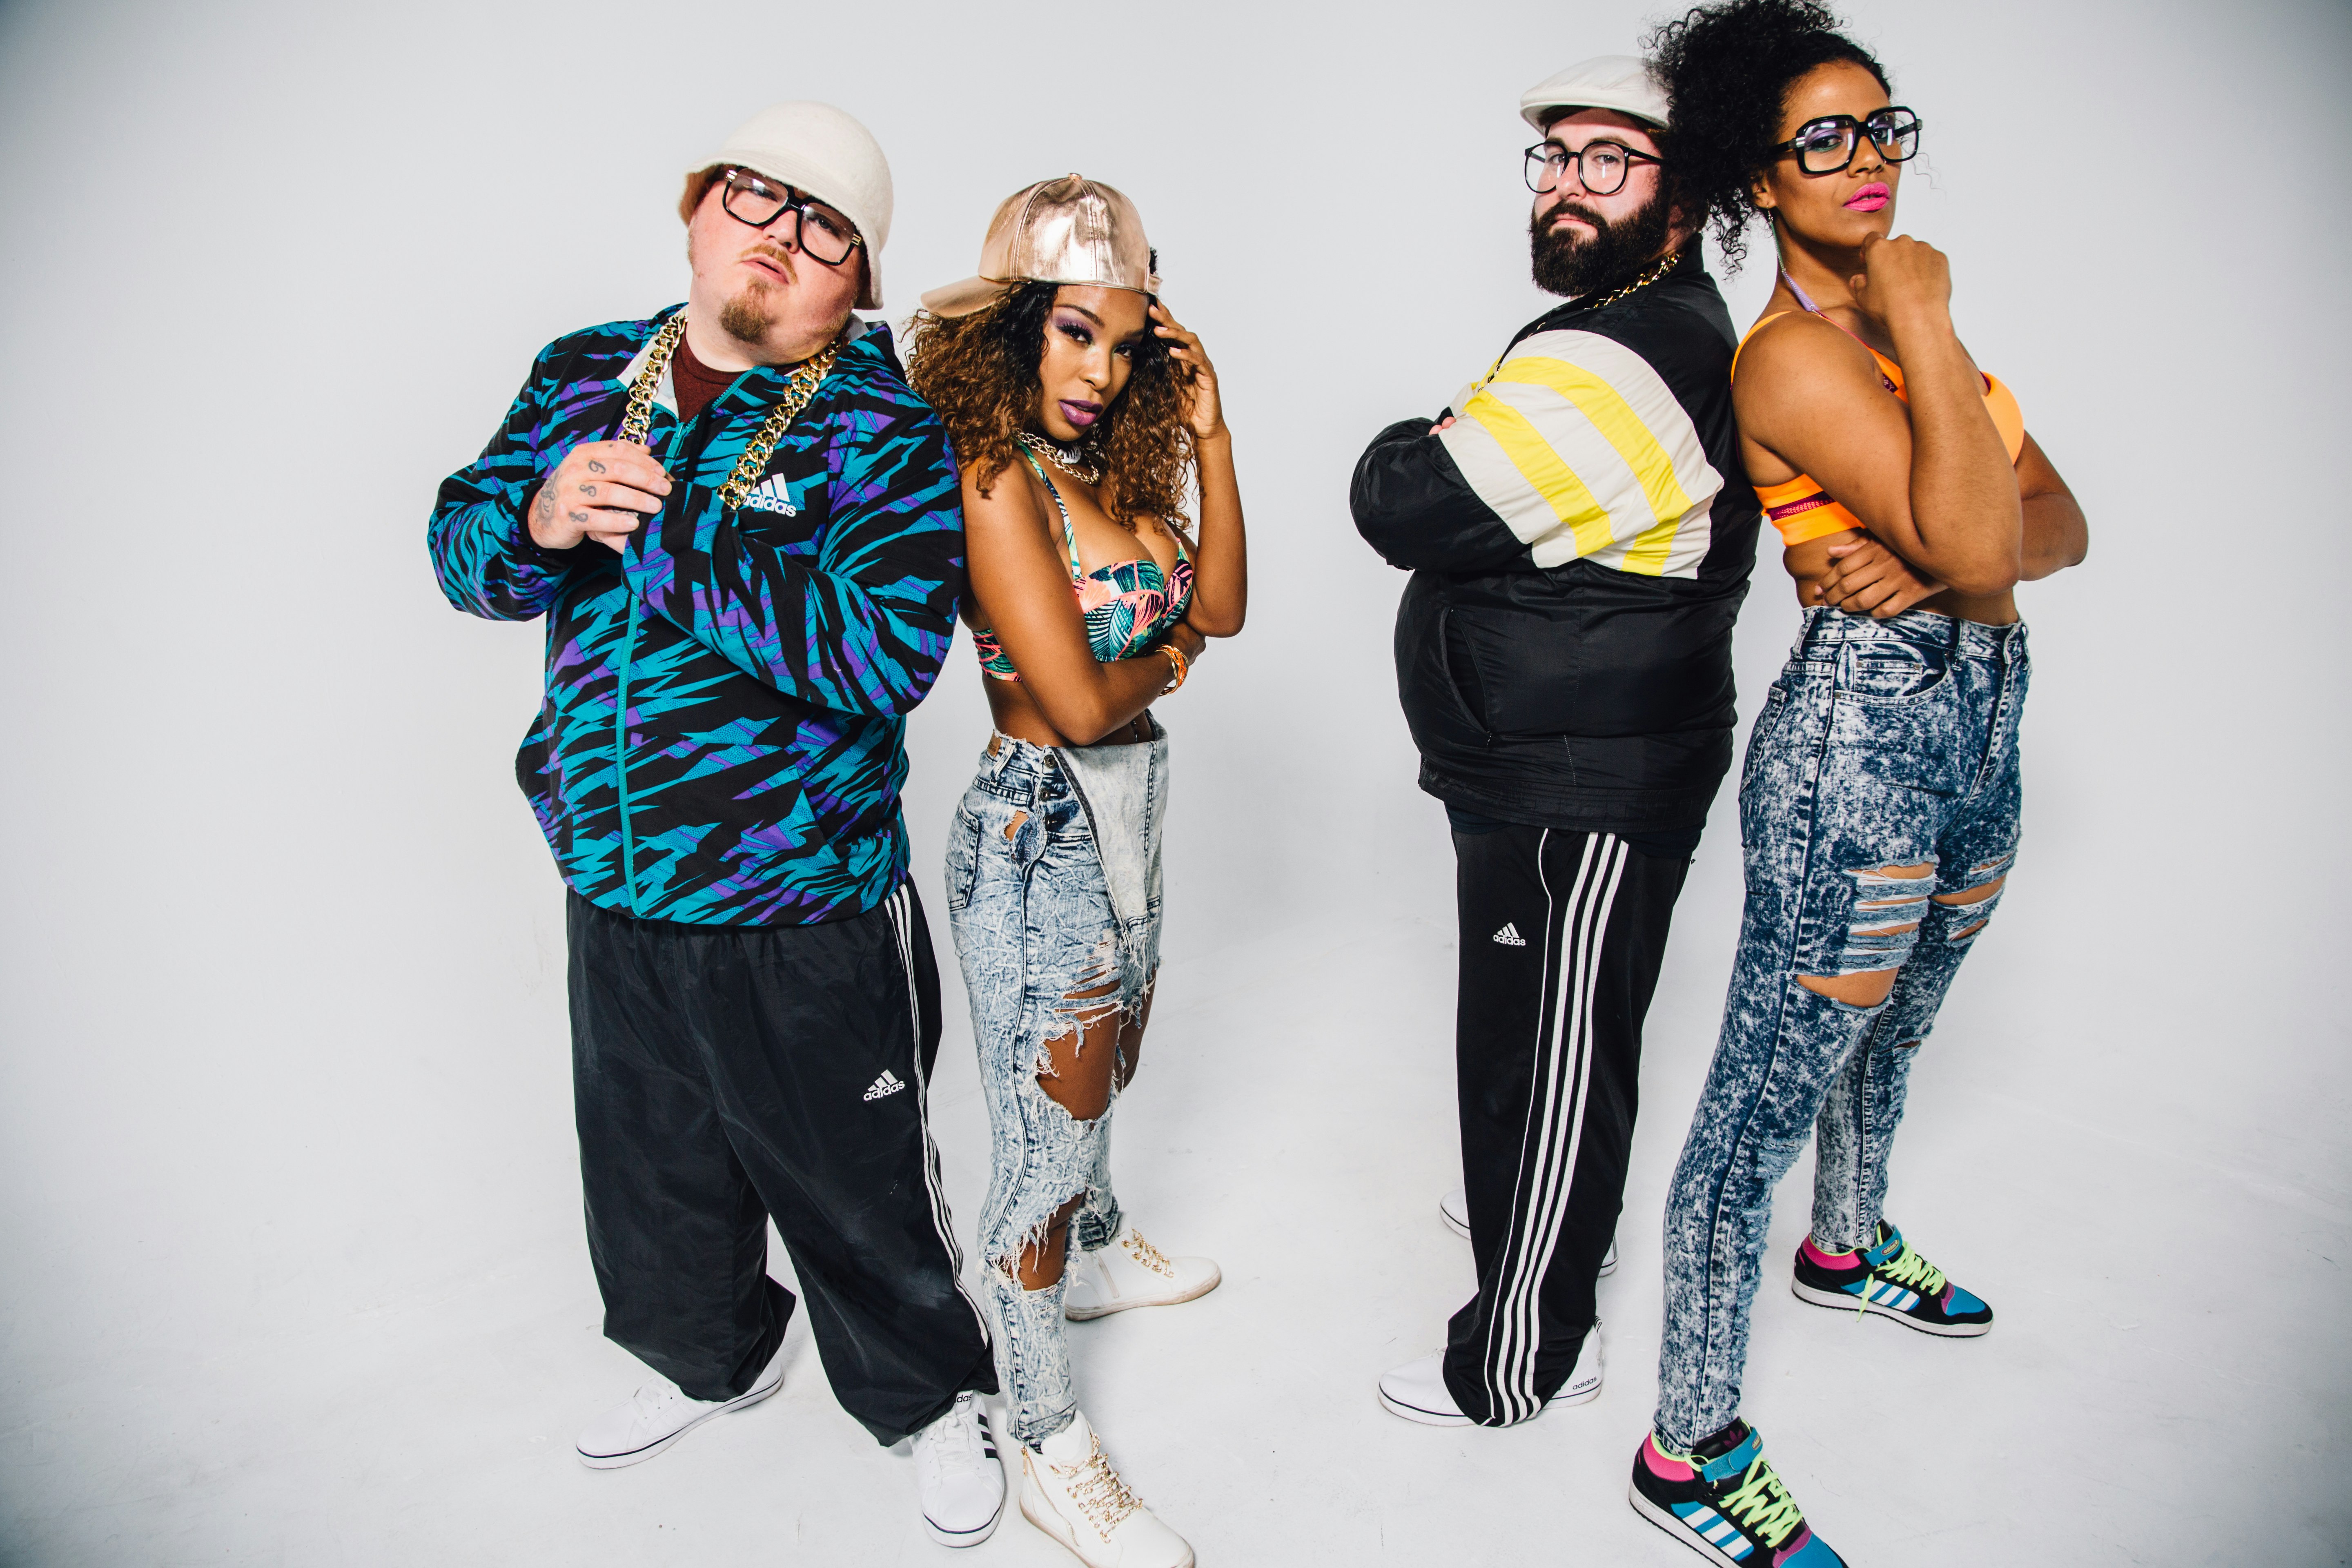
1835, 639, 1953, 706
944, 801, 984, 913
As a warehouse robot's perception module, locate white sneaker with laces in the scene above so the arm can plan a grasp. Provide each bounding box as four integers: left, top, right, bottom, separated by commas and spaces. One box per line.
1064, 1223, 1221, 1321
911, 1391, 1006, 1548
575, 1346, 785, 1469
1020, 1410, 1193, 1568
1376, 1322, 1605, 1426
1440, 1185, 1616, 1275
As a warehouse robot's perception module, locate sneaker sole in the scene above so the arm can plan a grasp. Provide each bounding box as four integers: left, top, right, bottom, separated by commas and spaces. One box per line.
1376, 1372, 1602, 1426
576, 1367, 785, 1469
1628, 1479, 1753, 1568
1791, 1279, 1993, 1337
923, 1491, 1006, 1550
1063, 1267, 1222, 1322
1441, 1203, 1616, 1275
1020, 1483, 1193, 1567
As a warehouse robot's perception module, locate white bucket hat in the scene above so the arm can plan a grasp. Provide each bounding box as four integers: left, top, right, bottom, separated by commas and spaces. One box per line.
1521, 55, 1670, 132
687, 102, 894, 310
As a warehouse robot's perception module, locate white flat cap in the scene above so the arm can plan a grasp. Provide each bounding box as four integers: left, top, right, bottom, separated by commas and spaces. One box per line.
1521, 55, 1670, 132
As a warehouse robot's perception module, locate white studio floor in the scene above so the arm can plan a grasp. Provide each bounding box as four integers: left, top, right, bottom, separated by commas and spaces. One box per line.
4, 891, 2342, 1567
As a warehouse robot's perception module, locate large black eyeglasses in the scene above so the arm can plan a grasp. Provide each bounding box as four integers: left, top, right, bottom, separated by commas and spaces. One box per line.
1775, 108, 1922, 174
718, 168, 863, 266
1523, 139, 1664, 197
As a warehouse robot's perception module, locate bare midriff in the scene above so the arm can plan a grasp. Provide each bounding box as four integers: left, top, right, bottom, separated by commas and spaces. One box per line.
983, 676, 1156, 749
1782, 536, 2019, 627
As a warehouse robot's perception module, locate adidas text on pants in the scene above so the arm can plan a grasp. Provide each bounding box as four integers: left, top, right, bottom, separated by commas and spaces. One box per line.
1445, 823, 1688, 1425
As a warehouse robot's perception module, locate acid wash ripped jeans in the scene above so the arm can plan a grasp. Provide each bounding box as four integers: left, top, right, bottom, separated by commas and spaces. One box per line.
1654, 607, 2027, 1448
946, 725, 1167, 1448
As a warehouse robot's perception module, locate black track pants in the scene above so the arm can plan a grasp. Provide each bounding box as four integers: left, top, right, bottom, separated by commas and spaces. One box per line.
1443, 826, 1687, 1425
568, 882, 996, 1444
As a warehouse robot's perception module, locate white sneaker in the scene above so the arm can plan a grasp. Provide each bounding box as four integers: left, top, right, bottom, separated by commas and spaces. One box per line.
1439, 1185, 1617, 1275
575, 1346, 785, 1468
1020, 1410, 1193, 1568
912, 1391, 1007, 1548
1064, 1223, 1221, 1321
1376, 1323, 1605, 1426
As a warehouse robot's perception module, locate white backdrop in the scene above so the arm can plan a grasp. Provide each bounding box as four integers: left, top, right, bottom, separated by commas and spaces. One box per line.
3, 0, 2347, 1563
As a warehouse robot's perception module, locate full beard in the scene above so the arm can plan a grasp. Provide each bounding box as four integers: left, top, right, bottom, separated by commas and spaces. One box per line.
1530, 189, 1673, 298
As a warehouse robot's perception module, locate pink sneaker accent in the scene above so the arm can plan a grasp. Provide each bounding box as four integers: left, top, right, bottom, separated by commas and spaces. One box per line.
1773, 1523, 1815, 1564
1642, 1434, 1696, 1481
1798, 1236, 1857, 1270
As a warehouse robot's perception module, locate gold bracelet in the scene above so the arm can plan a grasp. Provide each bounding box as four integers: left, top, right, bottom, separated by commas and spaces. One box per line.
1160, 643, 1189, 694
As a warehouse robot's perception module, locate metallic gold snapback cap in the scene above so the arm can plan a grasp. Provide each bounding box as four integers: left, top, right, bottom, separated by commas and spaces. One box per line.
919, 173, 1159, 318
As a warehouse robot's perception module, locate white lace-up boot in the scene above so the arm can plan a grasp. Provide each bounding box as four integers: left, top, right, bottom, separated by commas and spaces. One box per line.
911, 1391, 1007, 1547
1376, 1321, 1605, 1426
575, 1347, 785, 1468
1020, 1410, 1193, 1568
1063, 1223, 1221, 1321
1439, 1185, 1617, 1274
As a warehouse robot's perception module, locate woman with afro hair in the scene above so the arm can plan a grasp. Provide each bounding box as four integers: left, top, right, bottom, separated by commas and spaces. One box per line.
905, 174, 1245, 1568
1632, 3, 2087, 1563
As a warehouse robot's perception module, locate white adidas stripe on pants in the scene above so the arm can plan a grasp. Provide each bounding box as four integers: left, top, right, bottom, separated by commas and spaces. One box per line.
1479, 831, 1628, 1423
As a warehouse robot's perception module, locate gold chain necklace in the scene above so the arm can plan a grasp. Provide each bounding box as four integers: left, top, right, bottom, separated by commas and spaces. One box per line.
1585, 248, 1682, 312
618, 312, 843, 511
1016, 430, 1101, 486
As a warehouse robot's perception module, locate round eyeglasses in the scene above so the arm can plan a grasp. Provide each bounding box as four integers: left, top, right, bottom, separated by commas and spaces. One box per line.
1774, 108, 1922, 175
1523, 139, 1664, 198
718, 168, 863, 267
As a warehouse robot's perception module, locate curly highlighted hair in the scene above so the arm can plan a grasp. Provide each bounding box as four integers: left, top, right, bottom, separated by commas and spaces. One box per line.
904, 282, 1196, 529
1646, 0, 1890, 270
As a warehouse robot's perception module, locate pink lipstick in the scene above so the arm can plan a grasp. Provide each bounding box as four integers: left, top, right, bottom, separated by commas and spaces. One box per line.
1059, 399, 1102, 430
1844, 182, 1890, 212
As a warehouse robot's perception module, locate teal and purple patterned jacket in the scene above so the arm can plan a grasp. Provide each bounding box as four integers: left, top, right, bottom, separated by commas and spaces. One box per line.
429, 309, 963, 926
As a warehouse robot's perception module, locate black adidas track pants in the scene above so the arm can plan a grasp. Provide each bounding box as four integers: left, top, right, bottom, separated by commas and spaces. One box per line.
1444, 824, 1687, 1425
567, 883, 996, 1445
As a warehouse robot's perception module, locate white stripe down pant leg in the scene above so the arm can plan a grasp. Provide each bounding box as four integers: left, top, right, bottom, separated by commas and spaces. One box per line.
1441, 824, 1689, 1425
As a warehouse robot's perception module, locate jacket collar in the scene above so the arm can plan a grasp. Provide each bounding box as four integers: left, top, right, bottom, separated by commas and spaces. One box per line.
617, 307, 889, 416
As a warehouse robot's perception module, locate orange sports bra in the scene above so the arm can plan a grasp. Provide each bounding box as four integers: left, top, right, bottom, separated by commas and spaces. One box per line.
1733, 277, 2025, 548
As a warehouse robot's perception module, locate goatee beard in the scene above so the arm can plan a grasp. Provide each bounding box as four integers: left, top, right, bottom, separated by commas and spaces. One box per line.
719, 283, 776, 346
1530, 190, 1674, 298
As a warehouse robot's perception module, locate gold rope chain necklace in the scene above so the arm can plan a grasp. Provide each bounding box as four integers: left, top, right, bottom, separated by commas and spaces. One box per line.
1584, 248, 1682, 312
617, 312, 844, 511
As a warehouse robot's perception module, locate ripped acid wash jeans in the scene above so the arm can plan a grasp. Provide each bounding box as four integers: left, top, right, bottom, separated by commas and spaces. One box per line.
946, 724, 1167, 1448
1653, 608, 2027, 1448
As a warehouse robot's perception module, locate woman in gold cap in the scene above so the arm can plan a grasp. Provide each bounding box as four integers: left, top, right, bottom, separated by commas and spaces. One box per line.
908, 174, 1245, 1568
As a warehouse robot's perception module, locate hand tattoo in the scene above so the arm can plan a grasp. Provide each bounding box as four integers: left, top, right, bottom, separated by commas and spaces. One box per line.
569, 510, 589, 524
580, 483, 597, 497
587, 459, 608, 473
535, 490, 553, 520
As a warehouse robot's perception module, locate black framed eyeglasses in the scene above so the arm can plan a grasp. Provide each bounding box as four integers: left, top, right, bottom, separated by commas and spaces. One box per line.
1773, 108, 1922, 175
1523, 139, 1664, 197
718, 168, 863, 267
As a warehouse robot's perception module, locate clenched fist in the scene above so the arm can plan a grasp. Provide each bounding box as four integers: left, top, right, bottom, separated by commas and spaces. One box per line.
529, 441, 673, 553
1850, 232, 1953, 333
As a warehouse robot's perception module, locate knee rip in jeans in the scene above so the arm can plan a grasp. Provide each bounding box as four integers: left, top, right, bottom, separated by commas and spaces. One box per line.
1035, 934, 1128, 1123
1935, 855, 2011, 942
1799, 861, 1933, 1009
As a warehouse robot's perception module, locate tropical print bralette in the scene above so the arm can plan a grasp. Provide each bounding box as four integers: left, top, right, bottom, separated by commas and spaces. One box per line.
973, 448, 1194, 681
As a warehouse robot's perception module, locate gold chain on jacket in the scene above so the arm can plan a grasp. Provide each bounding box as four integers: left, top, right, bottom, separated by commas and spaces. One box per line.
617, 312, 842, 511
1586, 247, 1682, 312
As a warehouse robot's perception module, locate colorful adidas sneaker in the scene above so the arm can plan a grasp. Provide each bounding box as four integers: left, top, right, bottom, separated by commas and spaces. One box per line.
1629, 1423, 1844, 1566
1791, 1221, 1993, 1337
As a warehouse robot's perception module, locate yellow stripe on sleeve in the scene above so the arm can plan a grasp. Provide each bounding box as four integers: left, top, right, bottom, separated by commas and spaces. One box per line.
1459, 391, 1616, 558
1491, 356, 1695, 528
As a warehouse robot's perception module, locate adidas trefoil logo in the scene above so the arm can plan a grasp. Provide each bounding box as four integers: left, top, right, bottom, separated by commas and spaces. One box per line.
1492, 922, 1528, 947
740, 474, 798, 515
862, 1069, 906, 1102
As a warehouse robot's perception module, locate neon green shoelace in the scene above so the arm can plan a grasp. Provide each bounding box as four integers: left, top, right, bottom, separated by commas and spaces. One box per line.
1718, 1454, 1806, 1547
1875, 1236, 1947, 1298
